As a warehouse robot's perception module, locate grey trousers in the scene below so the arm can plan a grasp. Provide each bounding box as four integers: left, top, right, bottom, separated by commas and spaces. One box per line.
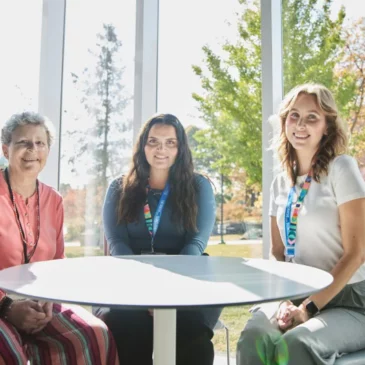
236, 280, 365, 365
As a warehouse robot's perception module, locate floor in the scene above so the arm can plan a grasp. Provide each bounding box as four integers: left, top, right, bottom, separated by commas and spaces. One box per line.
214, 354, 236, 365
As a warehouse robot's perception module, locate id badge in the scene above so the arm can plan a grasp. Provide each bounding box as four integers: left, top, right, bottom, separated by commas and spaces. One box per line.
140, 250, 166, 255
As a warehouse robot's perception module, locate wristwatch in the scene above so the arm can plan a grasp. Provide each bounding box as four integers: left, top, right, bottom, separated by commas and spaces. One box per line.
305, 300, 319, 316
0, 296, 13, 319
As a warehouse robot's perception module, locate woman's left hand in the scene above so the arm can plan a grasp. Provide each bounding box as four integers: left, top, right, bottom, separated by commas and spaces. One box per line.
277, 303, 310, 332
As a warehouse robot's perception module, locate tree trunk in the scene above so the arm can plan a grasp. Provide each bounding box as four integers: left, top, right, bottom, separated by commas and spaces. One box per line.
350, 77, 365, 134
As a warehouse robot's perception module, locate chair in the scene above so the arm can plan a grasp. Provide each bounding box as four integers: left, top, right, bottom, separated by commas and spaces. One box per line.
214, 318, 230, 365
335, 350, 365, 364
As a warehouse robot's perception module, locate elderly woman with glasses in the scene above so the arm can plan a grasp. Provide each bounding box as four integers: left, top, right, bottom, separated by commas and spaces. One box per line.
0, 112, 119, 365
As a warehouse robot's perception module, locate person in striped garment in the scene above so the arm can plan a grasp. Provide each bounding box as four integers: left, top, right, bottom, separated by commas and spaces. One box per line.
0, 112, 119, 365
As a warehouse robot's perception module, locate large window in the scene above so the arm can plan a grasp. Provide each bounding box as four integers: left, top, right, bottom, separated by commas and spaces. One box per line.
158, 0, 263, 256
0, 1, 42, 127
158, 0, 264, 356
60, 0, 136, 254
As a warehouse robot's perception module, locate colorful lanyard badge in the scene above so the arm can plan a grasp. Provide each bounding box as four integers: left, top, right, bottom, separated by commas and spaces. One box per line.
284, 171, 312, 260
143, 182, 170, 254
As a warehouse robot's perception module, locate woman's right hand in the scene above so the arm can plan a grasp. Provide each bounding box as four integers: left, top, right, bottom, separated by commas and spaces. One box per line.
6, 299, 47, 332
276, 300, 294, 331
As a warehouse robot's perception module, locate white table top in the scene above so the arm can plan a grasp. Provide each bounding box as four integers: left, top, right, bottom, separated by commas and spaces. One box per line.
0, 256, 333, 308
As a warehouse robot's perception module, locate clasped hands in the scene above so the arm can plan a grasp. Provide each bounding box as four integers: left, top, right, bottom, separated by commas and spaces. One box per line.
6, 299, 53, 334
276, 300, 310, 332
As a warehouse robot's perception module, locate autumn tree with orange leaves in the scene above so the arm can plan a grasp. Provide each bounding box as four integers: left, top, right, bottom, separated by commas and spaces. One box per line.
339, 18, 365, 163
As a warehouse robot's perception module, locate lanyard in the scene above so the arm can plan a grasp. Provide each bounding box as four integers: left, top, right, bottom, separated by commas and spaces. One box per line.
4, 168, 40, 264
284, 172, 312, 260
144, 183, 170, 253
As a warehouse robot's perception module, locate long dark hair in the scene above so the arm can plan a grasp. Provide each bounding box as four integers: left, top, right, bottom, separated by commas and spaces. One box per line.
118, 114, 198, 231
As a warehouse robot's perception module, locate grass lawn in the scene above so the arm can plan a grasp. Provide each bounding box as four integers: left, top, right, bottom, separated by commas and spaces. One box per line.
65, 246, 103, 258
210, 234, 243, 241
65, 243, 262, 355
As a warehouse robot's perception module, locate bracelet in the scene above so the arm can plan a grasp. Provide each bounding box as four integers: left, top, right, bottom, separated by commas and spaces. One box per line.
0, 296, 13, 319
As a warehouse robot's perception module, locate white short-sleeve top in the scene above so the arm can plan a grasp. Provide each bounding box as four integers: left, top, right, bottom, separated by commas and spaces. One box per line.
270, 154, 365, 284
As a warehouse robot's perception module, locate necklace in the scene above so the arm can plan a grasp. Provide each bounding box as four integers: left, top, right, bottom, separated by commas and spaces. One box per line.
4, 168, 40, 264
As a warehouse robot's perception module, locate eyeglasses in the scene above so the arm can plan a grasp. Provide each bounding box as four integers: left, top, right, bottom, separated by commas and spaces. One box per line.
146, 139, 178, 149
14, 140, 48, 150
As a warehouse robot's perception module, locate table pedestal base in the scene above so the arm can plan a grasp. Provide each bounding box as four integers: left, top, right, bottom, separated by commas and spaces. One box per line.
153, 309, 177, 365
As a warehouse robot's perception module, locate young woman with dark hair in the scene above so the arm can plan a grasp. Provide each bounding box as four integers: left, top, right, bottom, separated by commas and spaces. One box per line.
100, 113, 221, 365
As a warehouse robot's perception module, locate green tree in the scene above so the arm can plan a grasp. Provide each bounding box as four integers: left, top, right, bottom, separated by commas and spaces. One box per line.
192, 0, 348, 187
186, 125, 233, 243
186, 125, 222, 175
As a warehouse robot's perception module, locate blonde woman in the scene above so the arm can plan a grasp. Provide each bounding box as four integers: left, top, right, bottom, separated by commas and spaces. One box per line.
236, 84, 365, 364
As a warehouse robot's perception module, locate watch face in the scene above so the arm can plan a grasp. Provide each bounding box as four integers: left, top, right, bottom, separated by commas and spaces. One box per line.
306, 301, 319, 315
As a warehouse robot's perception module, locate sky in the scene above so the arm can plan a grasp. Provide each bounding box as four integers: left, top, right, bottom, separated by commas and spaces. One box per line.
0, 0, 364, 186
330, 0, 365, 20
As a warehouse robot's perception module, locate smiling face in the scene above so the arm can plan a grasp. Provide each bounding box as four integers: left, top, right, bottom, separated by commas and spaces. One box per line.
285, 93, 327, 156
144, 123, 179, 173
2, 124, 50, 178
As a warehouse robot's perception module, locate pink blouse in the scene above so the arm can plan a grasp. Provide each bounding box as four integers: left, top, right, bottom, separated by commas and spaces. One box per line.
0, 171, 65, 272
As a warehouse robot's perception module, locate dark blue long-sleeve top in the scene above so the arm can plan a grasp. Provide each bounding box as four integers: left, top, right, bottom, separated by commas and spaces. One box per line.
103, 173, 221, 330
103, 173, 216, 256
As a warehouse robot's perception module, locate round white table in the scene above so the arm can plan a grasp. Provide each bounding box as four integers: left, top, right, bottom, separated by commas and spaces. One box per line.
0, 255, 333, 365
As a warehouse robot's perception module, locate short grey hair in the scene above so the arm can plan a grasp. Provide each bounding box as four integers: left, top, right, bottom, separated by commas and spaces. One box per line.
1, 111, 56, 147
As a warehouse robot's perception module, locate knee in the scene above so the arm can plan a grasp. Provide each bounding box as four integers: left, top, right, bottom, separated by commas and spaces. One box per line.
277, 328, 312, 363
282, 327, 311, 349
236, 326, 270, 353
237, 321, 268, 348
236, 318, 279, 365
0, 323, 27, 365
238, 313, 279, 347
89, 318, 112, 339
88, 318, 120, 358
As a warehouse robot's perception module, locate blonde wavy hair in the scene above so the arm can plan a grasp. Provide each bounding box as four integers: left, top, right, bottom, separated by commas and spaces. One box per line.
277, 84, 347, 185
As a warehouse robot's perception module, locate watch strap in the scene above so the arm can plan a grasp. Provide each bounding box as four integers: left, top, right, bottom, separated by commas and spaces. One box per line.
305, 300, 319, 316
0, 296, 13, 319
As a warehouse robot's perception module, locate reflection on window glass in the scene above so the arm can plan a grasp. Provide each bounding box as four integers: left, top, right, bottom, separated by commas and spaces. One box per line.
60, 0, 135, 256
0, 0, 42, 130
158, 0, 262, 255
